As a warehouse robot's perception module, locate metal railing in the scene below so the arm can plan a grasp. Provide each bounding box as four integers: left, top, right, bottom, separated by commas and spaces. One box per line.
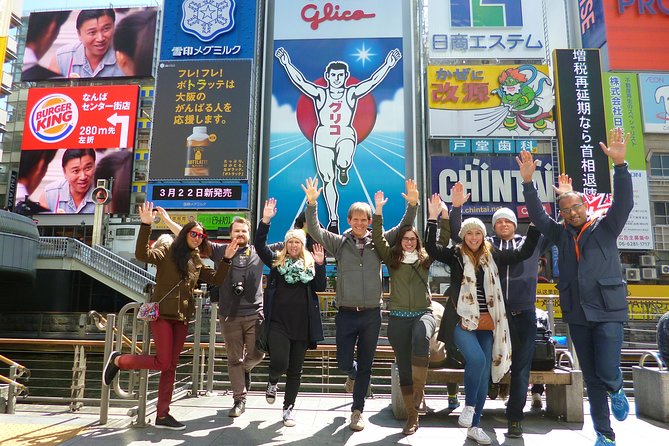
0, 354, 30, 414
38, 237, 155, 299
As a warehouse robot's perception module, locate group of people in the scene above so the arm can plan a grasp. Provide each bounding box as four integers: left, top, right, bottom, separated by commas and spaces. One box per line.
22, 8, 156, 81
103, 128, 633, 446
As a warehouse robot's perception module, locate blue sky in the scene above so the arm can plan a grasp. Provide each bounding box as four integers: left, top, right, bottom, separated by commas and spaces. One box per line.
23, 0, 162, 14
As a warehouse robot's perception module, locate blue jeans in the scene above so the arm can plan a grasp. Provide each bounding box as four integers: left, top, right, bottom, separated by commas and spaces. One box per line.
506, 309, 537, 422
454, 324, 493, 427
335, 308, 382, 412
570, 322, 624, 441
658, 311, 669, 367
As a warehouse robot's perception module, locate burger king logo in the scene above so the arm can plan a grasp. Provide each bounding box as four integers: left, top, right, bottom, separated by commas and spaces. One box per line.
29, 94, 79, 143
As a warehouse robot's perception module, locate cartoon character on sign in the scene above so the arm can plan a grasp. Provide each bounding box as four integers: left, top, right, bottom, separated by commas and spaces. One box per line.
655, 85, 669, 123
492, 66, 553, 132
275, 46, 401, 233
181, 0, 235, 42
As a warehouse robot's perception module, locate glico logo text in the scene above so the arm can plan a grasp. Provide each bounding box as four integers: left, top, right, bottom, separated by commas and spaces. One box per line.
29, 94, 79, 143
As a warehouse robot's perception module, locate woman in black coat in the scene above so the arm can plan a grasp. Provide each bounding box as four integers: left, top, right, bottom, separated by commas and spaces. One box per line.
254, 198, 326, 428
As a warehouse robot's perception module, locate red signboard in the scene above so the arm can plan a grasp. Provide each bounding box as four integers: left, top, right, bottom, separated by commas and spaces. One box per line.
602, 0, 669, 71
22, 85, 139, 150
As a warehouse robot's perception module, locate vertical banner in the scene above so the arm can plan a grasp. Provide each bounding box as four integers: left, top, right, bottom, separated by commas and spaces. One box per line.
603, 73, 653, 250
638, 73, 669, 134
149, 60, 252, 180
265, 0, 410, 240
554, 49, 610, 194
159, 0, 257, 60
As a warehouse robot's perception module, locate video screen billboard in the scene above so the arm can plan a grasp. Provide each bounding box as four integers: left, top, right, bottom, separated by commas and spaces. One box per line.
14, 148, 133, 215
21, 7, 158, 81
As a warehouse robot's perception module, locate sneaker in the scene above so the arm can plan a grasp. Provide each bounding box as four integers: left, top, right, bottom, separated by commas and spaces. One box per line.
467, 427, 492, 445
244, 371, 251, 391
595, 432, 616, 445
505, 421, 523, 438
532, 392, 543, 410
102, 351, 122, 386
609, 387, 629, 421
283, 405, 296, 427
488, 382, 499, 400
458, 405, 475, 428
345, 376, 355, 393
266, 382, 278, 404
155, 414, 185, 431
228, 399, 246, 417
338, 167, 350, 185
327, 220, 340, 234
349, 409, 365, 431
448, 395, 460, 410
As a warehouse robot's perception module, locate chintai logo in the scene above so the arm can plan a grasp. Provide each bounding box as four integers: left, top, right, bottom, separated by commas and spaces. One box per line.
451, 0, 524, 27
29, 94, 79, 143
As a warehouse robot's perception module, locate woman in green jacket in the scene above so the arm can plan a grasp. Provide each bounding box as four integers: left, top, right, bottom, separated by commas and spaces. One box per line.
372, 189, 449, 435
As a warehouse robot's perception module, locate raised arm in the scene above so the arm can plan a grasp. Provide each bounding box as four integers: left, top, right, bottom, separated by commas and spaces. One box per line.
425, 194, 456, 264
493, 225, 541, 266
135, 202, 166, 264
371, 191, 392, 262
302, 177, 343, 253
275, 47, 322, 98
351, 49, 401, 98
599, 127, 633, 236
156, 206, 183, 236
385, 179, 419, 244
448, 182, 469, 243
311, 243, 327, 292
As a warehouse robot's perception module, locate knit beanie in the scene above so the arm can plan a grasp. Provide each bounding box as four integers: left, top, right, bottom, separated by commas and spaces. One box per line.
284, 228, 306, 246
459, 217, 487, 239
492, 207, 518, 228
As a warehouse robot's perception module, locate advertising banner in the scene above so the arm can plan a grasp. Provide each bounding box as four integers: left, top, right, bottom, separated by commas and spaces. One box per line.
554, 49, 610, 194
603, 72, 653, 250
21, 8, 158, 81
638, 73, 669, 133
579, 0, 606, 49
14, 148, 133, 215
430, 155, 554, 217
149, 60, 252, 180
427, 0, 554, 59
428, 64, 555, 138
153, 211, 246, 231
146, 183, 248, 209
265, 0, 411, 241
22, 85, 139, 150
160, 0, 257, 60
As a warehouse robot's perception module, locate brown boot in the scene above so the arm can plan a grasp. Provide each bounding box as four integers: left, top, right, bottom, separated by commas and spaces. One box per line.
401, 385, 419, 435
412, 356, 429, 416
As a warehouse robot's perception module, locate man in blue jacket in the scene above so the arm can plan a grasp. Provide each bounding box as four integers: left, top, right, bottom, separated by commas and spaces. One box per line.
517, 128, 633, 446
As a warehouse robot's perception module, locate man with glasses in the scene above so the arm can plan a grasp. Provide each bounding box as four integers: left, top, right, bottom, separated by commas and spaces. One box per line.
157, 212, 266, 418
517, 128, 633, 446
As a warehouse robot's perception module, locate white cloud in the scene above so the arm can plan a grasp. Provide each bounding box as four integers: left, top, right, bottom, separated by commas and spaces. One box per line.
373, 88, 405, 132
270, 96, 301, 133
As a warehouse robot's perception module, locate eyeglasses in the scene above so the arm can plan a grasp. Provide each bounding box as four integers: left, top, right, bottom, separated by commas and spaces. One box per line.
402, 237, 418, 242
189, 231, 207, 240
559, 203, 585, 215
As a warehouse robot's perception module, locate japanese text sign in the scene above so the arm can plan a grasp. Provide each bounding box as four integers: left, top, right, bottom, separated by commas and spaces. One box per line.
22, 85, 139, 150
150, 60, 252, 180
146, 183, 248, 209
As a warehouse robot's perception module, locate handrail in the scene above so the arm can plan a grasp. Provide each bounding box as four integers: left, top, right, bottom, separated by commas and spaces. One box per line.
638, 350, 667, 371
38, 237, 155, 298
0, 354, 29, 375
89, 311, 143, 354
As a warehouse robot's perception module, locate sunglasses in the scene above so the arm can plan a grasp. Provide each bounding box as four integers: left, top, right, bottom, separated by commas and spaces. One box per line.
189, 231, 207, 240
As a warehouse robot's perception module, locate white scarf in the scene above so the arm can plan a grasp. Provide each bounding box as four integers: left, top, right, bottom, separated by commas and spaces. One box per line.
457, 251, 512, 383
402, 250, 419, 264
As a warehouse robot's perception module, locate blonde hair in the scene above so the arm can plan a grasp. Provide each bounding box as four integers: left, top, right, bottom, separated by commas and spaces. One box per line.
460, 239, 493, 267
272, 242, 316, 270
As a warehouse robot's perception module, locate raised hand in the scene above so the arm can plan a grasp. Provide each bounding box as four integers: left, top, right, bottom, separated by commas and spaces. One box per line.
374, 190, 388, 215
450, 182, 470, 207
275, 47, 290, 65
224, 237, 239, 260
516, 150, 537, 183
599, 127, 629, 165
440, 201, 449, 219
139, 202, 155, 225
401, 179, 419, 206
386, 48, 402, 68
312, 243, 325, 265
301, 177, 322, 205
428, 193, 442, 220
262, 198, 277, 223
553, 174, 573, 196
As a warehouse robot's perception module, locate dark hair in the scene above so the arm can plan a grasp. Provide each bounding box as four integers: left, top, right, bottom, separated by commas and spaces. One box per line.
76, 9, 115, 31
557, 191, 585, 208
388, 225, 430, 269
325, 61, 349, 74
113, 10, 156, 76
62, 149, 96, 168
18, 150, 57, 179
94, 151, 131, 214
26, 11, 70, 43
171, 221, 207, 279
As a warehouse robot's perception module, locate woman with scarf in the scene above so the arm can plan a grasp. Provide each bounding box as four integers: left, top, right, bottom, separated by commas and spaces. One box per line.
424, 190, 540, 445
371, 189, 449, 435
254, 198, 326, 427
102, 201, 235, 430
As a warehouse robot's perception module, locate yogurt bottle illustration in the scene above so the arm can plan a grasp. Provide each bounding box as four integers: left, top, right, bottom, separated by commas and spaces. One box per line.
184, 126, 210, 176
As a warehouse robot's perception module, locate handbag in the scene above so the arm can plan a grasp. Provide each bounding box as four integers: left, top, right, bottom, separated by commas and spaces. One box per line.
137, 280, 182, 322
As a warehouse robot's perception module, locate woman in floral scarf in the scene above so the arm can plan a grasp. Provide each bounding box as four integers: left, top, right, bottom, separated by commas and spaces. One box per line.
253, 198, 326, 427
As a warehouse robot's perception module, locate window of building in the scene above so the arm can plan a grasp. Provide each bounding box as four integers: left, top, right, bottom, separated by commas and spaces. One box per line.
650, 154, 669, 177
656, 202, 669, 226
